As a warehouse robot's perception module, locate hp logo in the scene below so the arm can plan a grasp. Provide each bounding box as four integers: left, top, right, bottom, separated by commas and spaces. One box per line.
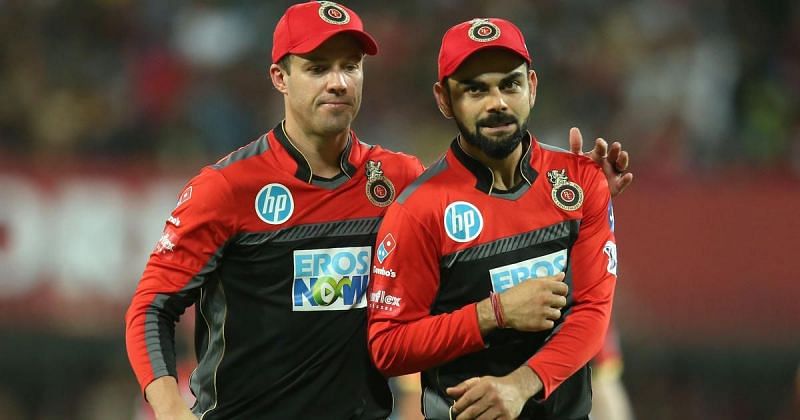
444, 201, 483, 243
255, 183, 294, 225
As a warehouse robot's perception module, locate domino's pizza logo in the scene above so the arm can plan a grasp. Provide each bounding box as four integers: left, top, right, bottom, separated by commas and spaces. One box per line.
444, 201, 483, 243
255, 183, 293, 225
376, 233, 396, 263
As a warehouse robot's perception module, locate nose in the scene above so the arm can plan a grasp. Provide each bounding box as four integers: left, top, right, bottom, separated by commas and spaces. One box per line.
326, 70, 348, 96
486, 87, 509, 113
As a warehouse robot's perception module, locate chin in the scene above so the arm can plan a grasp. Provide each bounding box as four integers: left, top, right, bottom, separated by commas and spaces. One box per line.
316, 117, 352, 135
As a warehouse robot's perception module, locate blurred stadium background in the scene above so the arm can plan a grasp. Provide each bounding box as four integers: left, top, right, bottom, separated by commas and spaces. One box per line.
0, 0, 798, 419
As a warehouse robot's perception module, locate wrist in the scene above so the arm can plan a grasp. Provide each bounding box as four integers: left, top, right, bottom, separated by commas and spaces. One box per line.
476, 299, 498, 336
511, 365, 543, 400
145, 376, 187, 415
489, 292, 506, 328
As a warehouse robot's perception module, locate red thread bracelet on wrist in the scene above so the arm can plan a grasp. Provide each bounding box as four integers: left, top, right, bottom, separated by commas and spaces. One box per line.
490, 292, 506, 329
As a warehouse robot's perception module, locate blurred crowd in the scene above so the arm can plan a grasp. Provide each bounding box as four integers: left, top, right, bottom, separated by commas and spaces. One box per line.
1, 0, 799, 174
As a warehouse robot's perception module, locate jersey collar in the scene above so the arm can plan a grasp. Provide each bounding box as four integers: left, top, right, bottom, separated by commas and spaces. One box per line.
271, 121, 359, 184
450, 132, 538, 198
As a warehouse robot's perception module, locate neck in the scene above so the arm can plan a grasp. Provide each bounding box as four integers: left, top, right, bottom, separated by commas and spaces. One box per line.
283, 115, 349, 178
458, 136, 523, 191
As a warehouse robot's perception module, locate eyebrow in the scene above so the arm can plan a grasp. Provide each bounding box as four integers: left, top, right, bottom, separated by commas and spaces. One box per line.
456, 71, 526, 89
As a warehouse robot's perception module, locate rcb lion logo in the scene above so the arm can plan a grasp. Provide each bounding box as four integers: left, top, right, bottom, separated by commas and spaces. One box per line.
365, 160, 395, 207
547, 169, 584, 211
468, 19, 501, 42
318, 1, 350, 25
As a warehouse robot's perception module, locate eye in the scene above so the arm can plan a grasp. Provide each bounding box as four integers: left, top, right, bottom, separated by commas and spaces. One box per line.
345, 63, 360, 72
308, 65, 326, 74
465, 85, 484, 94
502, 80, 522, 91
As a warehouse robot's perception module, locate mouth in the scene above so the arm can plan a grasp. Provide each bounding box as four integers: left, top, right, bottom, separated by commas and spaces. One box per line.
319, 100, 353, 109
479, 121, 516, 134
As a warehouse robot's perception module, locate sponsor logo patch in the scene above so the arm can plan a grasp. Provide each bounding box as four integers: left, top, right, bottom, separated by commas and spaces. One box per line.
608, 202, 615, 232
369, 289, 402, 312
489, 250, 567, 293
444, 201, 483, 243
376, 233, 396, 263
547, 169, 584, 211
176, 186, 192, 209
292, 247, 370, 311
372, 265, 396, 278
255, 183, 293, 225
318, 1, 350, 25
154, 227, 179, 254
604, 241, 618, 276
468, 18, 501, 43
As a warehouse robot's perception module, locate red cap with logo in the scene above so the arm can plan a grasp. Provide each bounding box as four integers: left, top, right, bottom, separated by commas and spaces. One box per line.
272, 1, 379, 63
438, 18, 531, 81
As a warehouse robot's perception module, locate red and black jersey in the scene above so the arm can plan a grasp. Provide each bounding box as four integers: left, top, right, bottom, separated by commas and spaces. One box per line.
125, 122, 424, 419
367, 135, 617, 419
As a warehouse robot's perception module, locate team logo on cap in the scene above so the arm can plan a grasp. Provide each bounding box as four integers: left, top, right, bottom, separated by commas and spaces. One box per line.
468, 18, 501, 42
318, 1, 350, 25
547, 169, 584, 211
365, 160, 395, 207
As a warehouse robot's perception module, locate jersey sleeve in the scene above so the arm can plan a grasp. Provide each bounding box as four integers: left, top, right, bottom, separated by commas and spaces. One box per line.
367, 203, 485, 377
125, 168, 236, 394
527, 166, 618, 399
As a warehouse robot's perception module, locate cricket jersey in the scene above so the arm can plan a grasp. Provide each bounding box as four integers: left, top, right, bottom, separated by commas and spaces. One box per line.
367, 135, 617, 419
125, 122, 424, 419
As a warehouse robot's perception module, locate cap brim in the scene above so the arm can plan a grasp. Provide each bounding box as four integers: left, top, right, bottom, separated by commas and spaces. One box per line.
442, 44, 530, 81
290, 28, 379, 57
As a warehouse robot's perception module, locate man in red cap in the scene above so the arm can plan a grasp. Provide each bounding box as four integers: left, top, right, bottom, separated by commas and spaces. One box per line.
125, 2, 632, 419
367, 18, 621, 419
125, 2, 416, 419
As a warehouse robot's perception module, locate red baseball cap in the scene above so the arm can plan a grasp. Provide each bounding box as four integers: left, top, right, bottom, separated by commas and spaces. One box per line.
438, 18, 531, 81
272, 1, 379, 63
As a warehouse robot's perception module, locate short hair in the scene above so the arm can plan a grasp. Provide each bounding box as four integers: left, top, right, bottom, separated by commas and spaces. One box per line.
277, 55, 292, 75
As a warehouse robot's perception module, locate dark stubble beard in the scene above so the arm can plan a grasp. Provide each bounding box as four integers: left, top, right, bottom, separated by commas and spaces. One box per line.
456, 113, 528, 160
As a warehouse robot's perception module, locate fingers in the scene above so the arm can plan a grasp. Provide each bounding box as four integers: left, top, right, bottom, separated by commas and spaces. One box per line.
568, 127, 583, 155
616, 150, 629, 172
593, 137, 609, 159
546, 294, 567, 309
455, 400, 492, 420
447, 377, 480, 399
550, 272, 566, 282
606, 141, 621, 162
607, 142, 630, 174
611, 172, 634, 197
452, 382, 485, 416
586, 137, 609, 165
544, 307, 562, 321
552, 281, 569, 296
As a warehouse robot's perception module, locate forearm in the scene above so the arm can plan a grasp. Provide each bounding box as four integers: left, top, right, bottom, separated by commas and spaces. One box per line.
368, 303, 486, 376
145, 376, 194, 418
